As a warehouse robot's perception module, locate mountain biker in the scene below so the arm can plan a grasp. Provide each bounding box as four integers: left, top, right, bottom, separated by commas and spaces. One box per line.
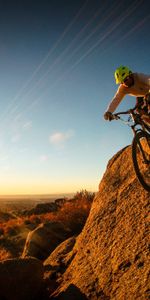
104, 65, 150, 124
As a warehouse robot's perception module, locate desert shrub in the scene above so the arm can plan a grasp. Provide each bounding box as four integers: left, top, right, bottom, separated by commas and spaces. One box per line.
56, 190, 95, 234
34, 190, 94, 234
73, 189, 95, 203
59, 205, 87, 233
26, 214, 41, 225
0, 217, 24, 236
24, 219, 32, 225
0, 248, 12, 261
42, 212, 58, 223
5, 226, 18, 236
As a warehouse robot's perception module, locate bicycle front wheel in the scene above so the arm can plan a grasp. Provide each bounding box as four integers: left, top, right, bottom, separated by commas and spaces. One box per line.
132, 131, 150, 192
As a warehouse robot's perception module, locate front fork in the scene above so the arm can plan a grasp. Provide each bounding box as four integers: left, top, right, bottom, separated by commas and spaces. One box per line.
132, 128, 150, 164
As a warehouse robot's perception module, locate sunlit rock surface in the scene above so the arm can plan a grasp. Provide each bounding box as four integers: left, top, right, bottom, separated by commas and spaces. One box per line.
48, 146, 149, 299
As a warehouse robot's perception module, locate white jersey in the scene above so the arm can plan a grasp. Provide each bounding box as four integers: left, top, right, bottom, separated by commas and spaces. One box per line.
107, 72, 150, 113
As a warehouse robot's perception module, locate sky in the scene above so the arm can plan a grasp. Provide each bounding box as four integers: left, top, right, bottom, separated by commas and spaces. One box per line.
0, 0, 149, 195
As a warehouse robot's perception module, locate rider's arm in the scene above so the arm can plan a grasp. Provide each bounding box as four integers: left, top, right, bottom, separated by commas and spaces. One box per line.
105, 85, 127, 113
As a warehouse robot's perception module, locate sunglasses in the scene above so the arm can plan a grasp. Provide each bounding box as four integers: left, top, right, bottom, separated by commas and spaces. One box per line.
122, 75, 131, 84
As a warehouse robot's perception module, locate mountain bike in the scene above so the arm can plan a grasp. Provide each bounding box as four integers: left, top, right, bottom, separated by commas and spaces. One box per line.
112, 107, 150, 192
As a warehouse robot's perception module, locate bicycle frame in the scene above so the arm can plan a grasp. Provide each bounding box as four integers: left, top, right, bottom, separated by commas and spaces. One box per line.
112, 107, 150, 191
113, 108, 150, 136
113, 108, 150, 165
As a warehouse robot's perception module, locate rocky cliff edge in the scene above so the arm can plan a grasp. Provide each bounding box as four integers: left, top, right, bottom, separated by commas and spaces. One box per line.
46, 146, 150, 300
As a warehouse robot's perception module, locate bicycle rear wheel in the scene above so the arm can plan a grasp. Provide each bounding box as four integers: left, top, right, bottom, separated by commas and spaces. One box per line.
132, 130, 150, 192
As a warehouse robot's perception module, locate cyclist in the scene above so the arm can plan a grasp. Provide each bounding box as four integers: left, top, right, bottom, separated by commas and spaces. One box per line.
104, 65, 150, 124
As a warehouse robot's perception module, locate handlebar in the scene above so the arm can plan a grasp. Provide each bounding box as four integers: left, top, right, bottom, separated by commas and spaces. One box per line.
110, 106, 150, 134
113, 108, 136, 117
112, 107, 137, 121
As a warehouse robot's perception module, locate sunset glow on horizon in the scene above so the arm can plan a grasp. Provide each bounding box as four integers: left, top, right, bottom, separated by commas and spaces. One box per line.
0, 175, 98, 195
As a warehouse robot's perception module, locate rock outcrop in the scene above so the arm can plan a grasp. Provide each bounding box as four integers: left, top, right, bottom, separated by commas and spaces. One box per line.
0, 257, 43, 300
23, 198, 67, 216
44, 236, 76, 295
45, 146, 149, 299
23, 202, 58, 216
22, 221, 71, 261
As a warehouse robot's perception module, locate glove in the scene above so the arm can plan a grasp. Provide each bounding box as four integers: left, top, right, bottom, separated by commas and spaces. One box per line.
104, 111, 113, 121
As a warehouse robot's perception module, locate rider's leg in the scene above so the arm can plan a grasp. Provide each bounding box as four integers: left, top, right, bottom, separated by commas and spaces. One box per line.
136, 96, 150, 125
141, 115, 150, 125
144, 93, 150, 113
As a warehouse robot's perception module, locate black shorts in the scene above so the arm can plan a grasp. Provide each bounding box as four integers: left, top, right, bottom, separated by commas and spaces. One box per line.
136, 96, 150, 115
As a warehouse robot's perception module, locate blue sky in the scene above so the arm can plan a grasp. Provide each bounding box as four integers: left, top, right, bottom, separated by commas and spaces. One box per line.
0, 0, 149, 195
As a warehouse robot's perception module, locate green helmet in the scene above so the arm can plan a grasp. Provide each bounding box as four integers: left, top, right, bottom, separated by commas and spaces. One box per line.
114, 65, 132, 84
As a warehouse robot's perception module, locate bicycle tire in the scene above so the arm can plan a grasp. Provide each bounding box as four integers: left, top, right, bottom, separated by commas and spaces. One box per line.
132, 130, 150, 192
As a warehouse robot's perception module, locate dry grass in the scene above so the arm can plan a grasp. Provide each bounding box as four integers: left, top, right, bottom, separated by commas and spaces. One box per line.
0, 190, 94, 260
0, 248, 12, 260
0, 217, 24, 235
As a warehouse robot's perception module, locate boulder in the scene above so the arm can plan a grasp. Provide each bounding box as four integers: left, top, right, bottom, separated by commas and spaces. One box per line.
23, 202, 58, 216
0, 257, 43, 300
49, 146, 150, 299
43, 236, 76, 295
22, 221, 71, 261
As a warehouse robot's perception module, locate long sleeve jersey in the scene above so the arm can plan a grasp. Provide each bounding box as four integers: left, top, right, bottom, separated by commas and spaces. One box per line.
106, 72, 150, 113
